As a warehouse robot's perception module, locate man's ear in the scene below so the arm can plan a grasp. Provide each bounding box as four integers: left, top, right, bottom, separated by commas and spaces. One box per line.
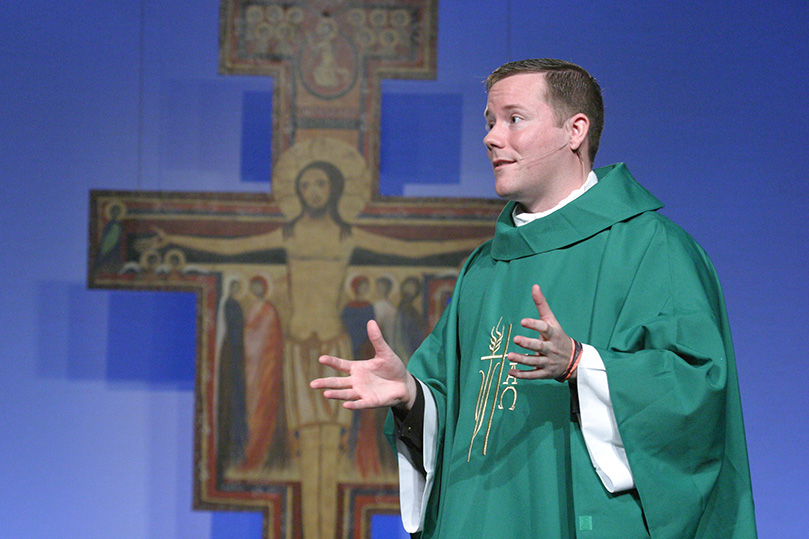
567, 113, 590, 154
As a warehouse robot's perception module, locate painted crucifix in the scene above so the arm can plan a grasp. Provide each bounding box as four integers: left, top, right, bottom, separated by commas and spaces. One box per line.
88, 2, 501, 538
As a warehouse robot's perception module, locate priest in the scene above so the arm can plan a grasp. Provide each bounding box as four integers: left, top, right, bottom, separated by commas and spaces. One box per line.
311, 58, 757, 538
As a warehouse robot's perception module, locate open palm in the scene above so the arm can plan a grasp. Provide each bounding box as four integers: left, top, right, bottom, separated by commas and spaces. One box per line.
311, 320, 416, 410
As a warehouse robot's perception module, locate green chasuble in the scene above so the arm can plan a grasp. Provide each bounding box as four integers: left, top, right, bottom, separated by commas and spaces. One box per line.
397, 164, 757, 538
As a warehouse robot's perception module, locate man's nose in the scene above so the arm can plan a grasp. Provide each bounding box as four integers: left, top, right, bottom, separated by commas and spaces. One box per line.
483, 125, 503, 150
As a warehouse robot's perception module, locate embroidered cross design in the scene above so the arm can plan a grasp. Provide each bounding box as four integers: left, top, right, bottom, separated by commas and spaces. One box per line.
468, 318, 519, 461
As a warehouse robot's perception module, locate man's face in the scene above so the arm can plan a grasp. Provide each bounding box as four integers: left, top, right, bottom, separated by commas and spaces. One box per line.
483, 73, 570, 211
298, 167, 331, 211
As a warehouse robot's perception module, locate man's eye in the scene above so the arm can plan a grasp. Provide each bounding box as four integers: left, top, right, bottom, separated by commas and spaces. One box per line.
510, 115, 523, 124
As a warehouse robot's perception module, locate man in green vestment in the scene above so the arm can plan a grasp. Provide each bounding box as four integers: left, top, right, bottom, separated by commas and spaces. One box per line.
311, 58, 757, 538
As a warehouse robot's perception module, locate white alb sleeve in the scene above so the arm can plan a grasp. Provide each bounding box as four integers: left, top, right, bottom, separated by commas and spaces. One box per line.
396, 378, 438, 533
576, 343, 635, 493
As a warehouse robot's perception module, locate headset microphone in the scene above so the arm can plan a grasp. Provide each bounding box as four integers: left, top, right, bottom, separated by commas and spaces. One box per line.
517, 140, 569, 162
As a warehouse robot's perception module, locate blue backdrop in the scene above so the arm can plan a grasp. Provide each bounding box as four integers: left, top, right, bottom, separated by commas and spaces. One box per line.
1, 1, 806, 537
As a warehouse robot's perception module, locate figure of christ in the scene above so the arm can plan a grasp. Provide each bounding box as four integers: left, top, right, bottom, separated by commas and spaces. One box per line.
151, 160, 484, 539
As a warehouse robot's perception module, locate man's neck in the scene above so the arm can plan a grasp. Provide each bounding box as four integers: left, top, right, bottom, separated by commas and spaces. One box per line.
520, 155, 593, 213
513, 169, 598, 225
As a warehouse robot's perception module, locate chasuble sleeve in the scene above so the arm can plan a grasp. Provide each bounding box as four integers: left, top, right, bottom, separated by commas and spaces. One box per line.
384, 297, 460, 533
592, 215, 756, 538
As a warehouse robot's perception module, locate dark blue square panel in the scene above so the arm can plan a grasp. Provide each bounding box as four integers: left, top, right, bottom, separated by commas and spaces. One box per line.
240, 90, 273, 183
379, 93, 463, 196
106, 290, 197, 389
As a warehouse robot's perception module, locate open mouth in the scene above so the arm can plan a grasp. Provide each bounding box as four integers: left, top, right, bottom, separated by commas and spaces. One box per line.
492, 158, 515, 169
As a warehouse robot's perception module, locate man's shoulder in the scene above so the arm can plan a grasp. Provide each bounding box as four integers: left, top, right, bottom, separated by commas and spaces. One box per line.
617, 209, 704, 248
611, 210, 718, 284
634, 209, 704, 245
458, 238, 496, 274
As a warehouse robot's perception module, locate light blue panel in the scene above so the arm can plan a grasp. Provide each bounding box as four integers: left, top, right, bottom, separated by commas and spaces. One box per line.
157, 79, 247, 182
37, 282, 108, 380
371, 514, 410, 539
210, 511, 264, 539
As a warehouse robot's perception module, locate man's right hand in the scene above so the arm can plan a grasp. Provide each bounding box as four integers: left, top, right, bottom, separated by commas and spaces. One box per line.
310, 320, 417, 411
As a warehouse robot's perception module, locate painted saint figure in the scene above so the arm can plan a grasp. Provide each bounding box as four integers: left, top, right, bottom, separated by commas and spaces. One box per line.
372, 276, 396, 340
390, 275, 427, 364
241, 275, 286, 471
341, 275, 375, 358
215, 279, 247, 475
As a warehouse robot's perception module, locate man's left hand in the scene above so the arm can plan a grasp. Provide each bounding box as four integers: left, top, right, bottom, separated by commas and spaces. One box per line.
507, 284, 576, 381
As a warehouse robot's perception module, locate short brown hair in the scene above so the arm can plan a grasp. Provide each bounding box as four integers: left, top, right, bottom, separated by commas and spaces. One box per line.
486, 58, 604, 163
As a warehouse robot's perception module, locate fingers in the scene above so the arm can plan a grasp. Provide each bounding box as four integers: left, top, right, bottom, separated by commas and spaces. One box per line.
517, 286, 557, 341
322, 389, 358, 402
366, 319, 389, 351
367, 319, 399, 362
508, 286, 571, 380
310, 382, 380, 410
531, 284, 559, 328
508, 348, 558, 369
309, 373, 352, 390
521, 317, 552, 340
508, 350, 541, 368
507, 365, 553, 380
513, 331, 566, 359
506, 349, 562, 380
521, 285, 568, 345
316, 354, 352, 374
315, 387, 371, 409
309, 356, 357, 392
309, 371, 364, 404
513, 333, 546, 353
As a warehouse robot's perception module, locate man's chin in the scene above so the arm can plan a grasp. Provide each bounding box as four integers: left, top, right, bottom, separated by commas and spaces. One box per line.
494, 183, 522, 203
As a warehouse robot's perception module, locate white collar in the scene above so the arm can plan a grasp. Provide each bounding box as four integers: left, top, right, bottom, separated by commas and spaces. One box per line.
512, 170, 598, 227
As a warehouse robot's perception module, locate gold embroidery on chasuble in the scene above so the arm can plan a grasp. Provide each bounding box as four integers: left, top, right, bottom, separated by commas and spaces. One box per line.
467, 318, 520, 461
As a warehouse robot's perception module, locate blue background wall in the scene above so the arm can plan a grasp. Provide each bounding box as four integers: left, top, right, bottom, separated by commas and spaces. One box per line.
1, 0, 807, 537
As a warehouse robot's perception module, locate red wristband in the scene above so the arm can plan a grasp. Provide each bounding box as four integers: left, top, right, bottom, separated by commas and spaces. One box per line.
556, 338, 583, 382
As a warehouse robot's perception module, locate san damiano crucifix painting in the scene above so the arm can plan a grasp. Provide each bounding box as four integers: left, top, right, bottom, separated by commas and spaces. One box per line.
88, 2, 501, 538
